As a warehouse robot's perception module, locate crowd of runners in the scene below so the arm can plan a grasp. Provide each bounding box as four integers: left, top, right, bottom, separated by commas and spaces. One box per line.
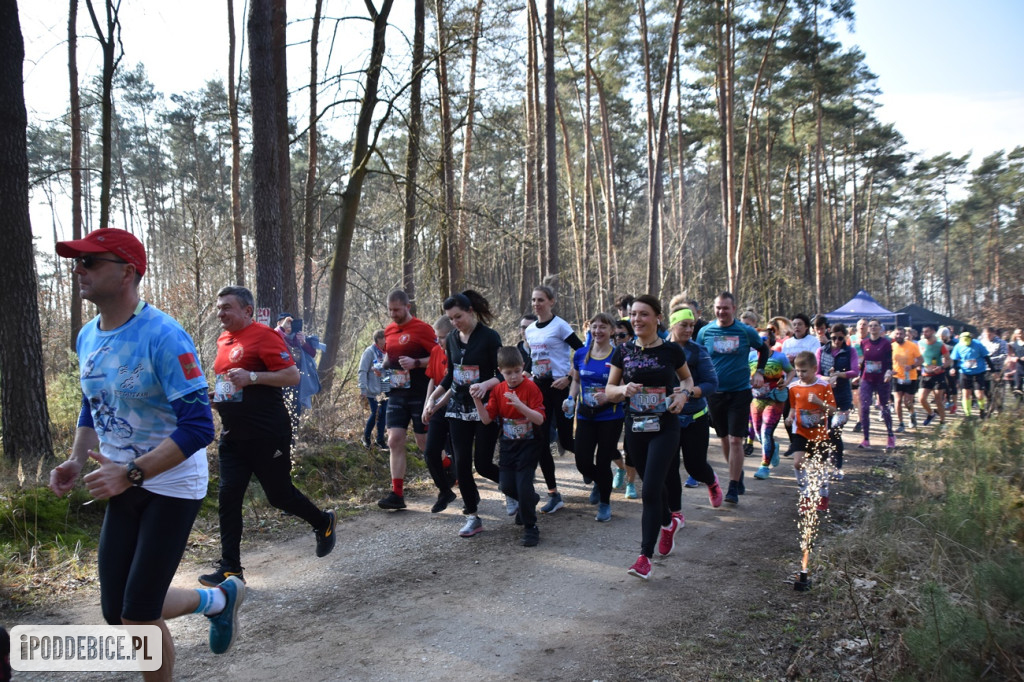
41, 227, 1022, 679
360, 286, 1022, 581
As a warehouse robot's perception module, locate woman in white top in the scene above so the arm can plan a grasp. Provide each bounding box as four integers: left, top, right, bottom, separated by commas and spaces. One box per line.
524, 285, 584, 513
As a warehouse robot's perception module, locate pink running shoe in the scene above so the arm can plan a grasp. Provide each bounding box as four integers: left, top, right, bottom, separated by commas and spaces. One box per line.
858, 439, 871, 449
887, 435, 896, 449
707, 475, 724, 508
658, 515, 682, 556
627, 554, 652, 580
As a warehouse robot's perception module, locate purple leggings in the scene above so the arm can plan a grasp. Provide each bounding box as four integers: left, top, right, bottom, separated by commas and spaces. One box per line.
859, 378, 893, 439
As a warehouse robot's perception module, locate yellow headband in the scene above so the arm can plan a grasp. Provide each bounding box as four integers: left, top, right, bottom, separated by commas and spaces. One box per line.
669, 308, 695, 326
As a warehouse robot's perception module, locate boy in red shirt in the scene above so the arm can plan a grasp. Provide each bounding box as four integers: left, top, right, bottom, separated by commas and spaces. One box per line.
473, 347, 545, 546
786, 351, 838, 512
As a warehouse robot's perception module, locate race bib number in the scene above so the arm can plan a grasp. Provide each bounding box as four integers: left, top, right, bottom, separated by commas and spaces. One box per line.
213, 374, 242, 403
799, 408, 824, 429
502, 418, 533, 440
533, 358, 552, 378
864, 360, 882, 374
391, 369, 410, 389
629, 386, 667, 414
713, 335, 740, 354
582, 385, 604, 407
453, 364, 480, 386
962, 359, 977, 370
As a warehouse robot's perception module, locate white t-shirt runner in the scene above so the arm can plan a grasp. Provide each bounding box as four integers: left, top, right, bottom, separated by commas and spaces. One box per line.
524, 316, 576, 380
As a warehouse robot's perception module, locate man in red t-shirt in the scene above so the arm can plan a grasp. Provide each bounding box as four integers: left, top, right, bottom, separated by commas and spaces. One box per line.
377, 289, 438, 510
201, 286, 336, 586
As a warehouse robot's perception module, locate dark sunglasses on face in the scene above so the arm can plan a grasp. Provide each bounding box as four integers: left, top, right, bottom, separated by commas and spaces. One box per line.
831, 335, 845, 340
73, 255, 128, 269
614, 333, 630, 340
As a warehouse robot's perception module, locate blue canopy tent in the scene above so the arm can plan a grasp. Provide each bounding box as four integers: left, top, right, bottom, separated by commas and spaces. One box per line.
825, 290, 906, 327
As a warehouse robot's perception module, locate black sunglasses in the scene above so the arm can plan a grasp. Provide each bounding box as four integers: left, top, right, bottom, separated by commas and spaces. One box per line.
614, 332, 630, 340
73, 255, 128, 269
831, 335, 846, 340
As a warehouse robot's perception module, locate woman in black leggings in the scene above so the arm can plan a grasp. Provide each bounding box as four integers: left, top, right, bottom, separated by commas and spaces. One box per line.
427, 291, 502, 538
666, 306, 723, 521
606, 295, 693, 580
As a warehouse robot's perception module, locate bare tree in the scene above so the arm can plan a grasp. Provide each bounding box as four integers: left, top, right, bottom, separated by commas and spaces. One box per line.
68, 0, 83, 349
402, 0, 424, 313
83, 0, 122, 229
319, 0, 395, 392
0, 0, 54, 475
273, 0, 297, 314
302, 0, 323, 322
434, 0, 459, 292
227, 0, 246, 285
543, 0, 557, 280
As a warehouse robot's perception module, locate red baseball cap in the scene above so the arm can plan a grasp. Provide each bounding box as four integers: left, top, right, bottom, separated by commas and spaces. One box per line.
56, 228, 147, 276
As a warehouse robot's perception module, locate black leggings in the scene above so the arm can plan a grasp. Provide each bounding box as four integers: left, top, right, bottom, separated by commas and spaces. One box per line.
99, 486, 202, 623
423, 409, 454, 494
217, 436, 326, 569
536, 379, 574, 490
624, 416, 681, 558
574, 418, 623, 505
448, 418, 500, 514
665, 414, 715, 513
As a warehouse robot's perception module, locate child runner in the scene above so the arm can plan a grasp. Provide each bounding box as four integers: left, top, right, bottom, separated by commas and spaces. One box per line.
750, 328, 794, 480
474, 347, 546, 546
605, 295, 694, 580
565, 313, 625, 521
786, 351, 838, 511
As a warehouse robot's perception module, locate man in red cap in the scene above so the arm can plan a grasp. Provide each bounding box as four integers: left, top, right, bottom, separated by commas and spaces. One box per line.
49, 228, 245, 676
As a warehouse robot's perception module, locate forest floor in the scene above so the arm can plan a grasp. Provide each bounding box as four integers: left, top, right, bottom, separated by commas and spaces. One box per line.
7, 419, 909, 681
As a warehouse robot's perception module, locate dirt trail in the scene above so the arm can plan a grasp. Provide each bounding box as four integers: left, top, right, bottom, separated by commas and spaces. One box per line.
13, 425, 898, 681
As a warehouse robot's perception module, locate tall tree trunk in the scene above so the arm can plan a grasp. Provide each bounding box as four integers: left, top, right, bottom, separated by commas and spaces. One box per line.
68, 0, 83, 351
228, 0, 246, 286
715, 0, 737, 292
319, 0, 394, 392
302, 0, 323, 322
248, 0, 284, 315
84, 0, 120, 230
594, 74, 618, 298
556, 98, 584, 322
435, 0, 459, 292
456, 0, 484, 281
543, 0, 558, 280
641, 0, 685, 296
0, 0, 55, 474
402, 0, 424, 312
273, 0, 297, 314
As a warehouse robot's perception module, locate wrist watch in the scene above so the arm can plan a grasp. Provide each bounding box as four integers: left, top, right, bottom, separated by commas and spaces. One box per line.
126, 461, 144, 487
249, 371, 258, 384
